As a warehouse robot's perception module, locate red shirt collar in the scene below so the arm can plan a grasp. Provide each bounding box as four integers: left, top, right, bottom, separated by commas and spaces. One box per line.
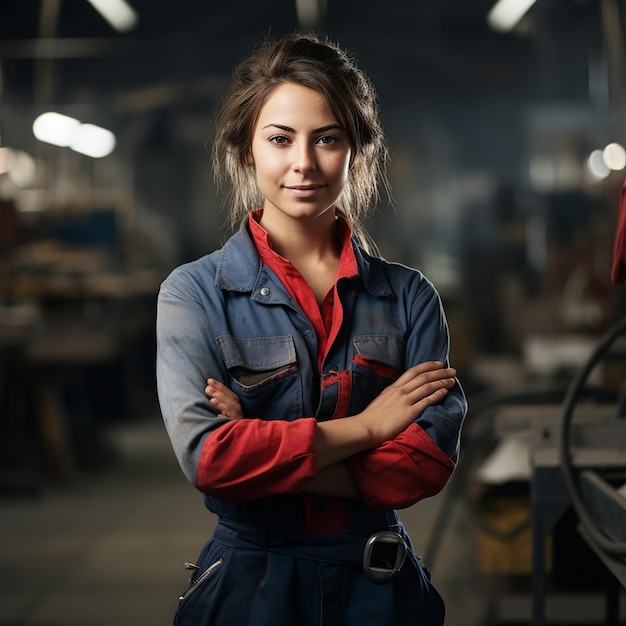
248, 209, 358, 279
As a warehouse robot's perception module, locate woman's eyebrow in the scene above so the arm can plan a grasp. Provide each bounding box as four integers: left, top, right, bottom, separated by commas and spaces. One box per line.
261, 123, 345, 133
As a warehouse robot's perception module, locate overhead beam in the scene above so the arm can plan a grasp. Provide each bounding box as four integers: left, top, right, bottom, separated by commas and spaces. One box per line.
0, 38, 130, 59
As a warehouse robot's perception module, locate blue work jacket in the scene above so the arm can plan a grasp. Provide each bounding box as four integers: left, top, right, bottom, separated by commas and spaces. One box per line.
156, 217, 468, 625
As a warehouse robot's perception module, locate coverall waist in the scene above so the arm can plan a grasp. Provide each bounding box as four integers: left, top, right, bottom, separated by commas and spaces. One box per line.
215, 517, 400, 567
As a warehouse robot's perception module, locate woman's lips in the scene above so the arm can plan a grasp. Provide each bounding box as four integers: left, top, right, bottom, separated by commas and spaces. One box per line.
284, 184, 325, 197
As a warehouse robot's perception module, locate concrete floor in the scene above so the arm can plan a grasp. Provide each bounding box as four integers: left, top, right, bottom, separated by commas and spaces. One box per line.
0, 416, 621, 626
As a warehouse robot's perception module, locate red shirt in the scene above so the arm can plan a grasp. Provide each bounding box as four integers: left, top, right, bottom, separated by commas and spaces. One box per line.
249, 210, 358, 371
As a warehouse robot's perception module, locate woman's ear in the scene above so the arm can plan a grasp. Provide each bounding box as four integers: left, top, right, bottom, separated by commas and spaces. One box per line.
246, 149, 255, 165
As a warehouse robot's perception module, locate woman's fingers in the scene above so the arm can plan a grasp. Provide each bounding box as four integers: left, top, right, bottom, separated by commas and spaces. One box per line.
205, 378, 244, 419
357, 361, 457, 444
392, 360, 444, 385
389, 362, 456, 400
411, 383, 453, 412
407, 369, 457, 403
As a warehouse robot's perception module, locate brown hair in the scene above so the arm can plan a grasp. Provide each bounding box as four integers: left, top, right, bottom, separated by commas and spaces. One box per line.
211, 32, 389, 249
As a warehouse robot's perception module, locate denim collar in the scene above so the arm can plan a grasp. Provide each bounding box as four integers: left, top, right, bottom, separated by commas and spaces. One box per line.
214, 216, 393, 298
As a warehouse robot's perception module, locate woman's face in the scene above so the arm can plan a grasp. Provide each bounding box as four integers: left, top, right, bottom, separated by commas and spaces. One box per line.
249, 82, 352, 226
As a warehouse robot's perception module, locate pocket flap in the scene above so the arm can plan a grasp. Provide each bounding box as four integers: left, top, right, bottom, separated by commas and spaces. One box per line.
216, 335, 296, 371
352, 335, 405, 370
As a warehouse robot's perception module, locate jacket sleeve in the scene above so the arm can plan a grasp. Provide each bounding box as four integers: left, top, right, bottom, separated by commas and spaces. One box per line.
345, 274, 468, 511
156, 267, 317, 500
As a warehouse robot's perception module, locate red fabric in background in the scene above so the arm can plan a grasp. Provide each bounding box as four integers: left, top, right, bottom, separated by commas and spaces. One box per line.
611, 180, 626, 285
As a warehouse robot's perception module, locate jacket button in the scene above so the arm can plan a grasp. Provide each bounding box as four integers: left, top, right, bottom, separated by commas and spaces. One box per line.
260, 287, 270, 296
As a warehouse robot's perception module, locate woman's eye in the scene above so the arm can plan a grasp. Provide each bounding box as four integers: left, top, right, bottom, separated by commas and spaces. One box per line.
318, 135, 338, 145
269, 135, 290, 145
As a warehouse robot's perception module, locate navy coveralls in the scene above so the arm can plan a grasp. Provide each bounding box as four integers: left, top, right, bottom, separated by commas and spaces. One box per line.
156, 217, 467, 625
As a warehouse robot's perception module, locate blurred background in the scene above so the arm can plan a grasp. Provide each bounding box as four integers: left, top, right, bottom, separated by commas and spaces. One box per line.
1, 1, 626, 625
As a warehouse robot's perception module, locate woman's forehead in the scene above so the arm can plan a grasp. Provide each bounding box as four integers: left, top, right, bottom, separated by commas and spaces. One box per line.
255, 83, 340, 128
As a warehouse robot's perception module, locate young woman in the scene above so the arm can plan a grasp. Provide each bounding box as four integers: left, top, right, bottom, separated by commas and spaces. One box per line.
157, 32, 467, 625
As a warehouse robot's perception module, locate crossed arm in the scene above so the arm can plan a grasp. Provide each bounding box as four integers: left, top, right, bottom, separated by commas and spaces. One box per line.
205, 361, 456, 499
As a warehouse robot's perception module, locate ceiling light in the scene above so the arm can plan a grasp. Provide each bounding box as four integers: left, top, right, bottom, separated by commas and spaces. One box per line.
70, 124, 116, 158
487, 0, 538, 33
85, 0, 138, 33
585, 150, 610, 181
32, 112, 81, 147
295, 0, 326, 31
602, 142, 626, 171
33, 112, 117, 158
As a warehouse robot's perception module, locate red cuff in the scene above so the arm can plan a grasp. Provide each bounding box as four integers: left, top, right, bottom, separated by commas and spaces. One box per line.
195, 417, 317, 500
346, 423, 455, 512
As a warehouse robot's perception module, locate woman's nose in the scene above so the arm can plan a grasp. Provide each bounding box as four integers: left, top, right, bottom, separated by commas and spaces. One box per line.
293, 142, 316, 172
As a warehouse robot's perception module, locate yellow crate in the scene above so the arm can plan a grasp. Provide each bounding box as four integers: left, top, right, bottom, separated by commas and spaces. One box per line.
476, 494, 552, 576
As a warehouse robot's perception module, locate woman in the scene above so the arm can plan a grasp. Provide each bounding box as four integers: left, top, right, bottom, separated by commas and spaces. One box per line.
157, 32, 467, 625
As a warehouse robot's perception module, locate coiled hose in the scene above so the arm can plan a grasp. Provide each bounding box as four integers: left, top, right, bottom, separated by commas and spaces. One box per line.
559, 316, 626, 560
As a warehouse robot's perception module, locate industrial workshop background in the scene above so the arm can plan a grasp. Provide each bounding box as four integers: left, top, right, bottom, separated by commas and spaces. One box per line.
0, 1, 625, 625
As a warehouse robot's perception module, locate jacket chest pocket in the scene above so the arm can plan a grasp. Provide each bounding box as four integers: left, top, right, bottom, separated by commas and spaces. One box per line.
351, 334, 405, 402
215, 334, 301, 419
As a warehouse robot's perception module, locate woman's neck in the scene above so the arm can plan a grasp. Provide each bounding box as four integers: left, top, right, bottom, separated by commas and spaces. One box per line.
259, 209, 340, 266
258, 208, 342, 306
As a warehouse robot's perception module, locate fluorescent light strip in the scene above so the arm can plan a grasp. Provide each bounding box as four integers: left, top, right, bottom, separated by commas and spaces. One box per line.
295, 0, 325, 30
487, 0, 538, 33
71, 124, 116, 158
32, 112, 81, 147
85, 0, 138, 33
32, 112, 116, 158
603, 143, 626, 171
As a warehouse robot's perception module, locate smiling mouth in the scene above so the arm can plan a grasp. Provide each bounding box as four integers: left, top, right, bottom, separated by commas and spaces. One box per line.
285, 184, 325, 190
282, 183, 327, 198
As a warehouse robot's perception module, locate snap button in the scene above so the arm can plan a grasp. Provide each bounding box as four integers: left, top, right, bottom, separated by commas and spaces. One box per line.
260, 287, 270, 296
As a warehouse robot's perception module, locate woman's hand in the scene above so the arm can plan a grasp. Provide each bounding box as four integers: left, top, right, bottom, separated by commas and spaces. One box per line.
356, 361, 456, 445
205, 378, 244, 420
315, 361, 456, 470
